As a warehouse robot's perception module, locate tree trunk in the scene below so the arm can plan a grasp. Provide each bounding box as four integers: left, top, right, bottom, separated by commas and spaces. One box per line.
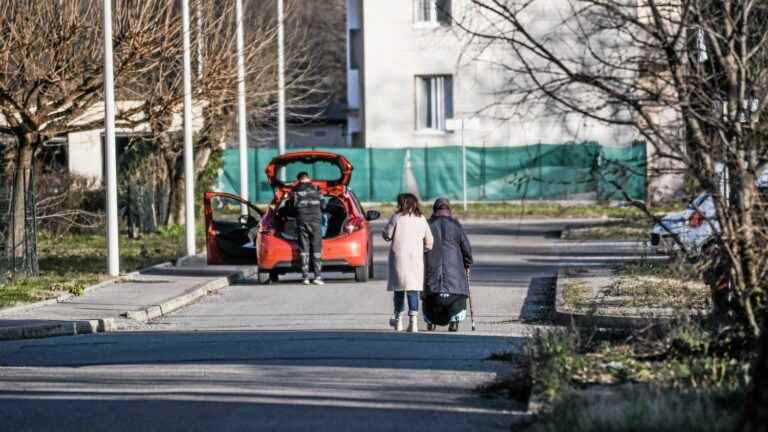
163, 153, 185, 227
739, 318, 768, 432
194, 147, 212, 177
168, 172, 185, 227
6, 135, 35, 258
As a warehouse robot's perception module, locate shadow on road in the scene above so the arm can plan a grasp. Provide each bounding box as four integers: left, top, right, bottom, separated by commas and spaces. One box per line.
0, 329, 523, 431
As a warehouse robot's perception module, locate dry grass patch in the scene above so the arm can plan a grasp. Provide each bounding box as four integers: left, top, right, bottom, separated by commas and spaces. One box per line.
603, 277, 709, 309
563, 279, 592, 309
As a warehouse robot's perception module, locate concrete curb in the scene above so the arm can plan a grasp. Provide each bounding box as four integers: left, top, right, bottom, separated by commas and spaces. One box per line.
554, 267, 669, 329
175, 253, 207, 267
0, 261, 174, 318
121, 266, 258, 323
0, 264, 253, 342
0, 318, 116, 342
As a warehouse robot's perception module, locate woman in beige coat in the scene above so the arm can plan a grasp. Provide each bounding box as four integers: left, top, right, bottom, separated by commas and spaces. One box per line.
382, 193, 434, 332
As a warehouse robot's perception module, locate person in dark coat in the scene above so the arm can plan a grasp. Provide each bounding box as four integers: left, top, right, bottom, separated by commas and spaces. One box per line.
291, 171, 325, 285
423, 198, 473, 331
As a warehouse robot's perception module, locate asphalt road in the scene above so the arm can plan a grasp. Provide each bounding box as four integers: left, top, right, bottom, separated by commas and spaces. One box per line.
0, 220, 582, 432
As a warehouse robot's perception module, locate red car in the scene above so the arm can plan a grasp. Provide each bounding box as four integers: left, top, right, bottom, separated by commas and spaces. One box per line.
204, 151, 380, 284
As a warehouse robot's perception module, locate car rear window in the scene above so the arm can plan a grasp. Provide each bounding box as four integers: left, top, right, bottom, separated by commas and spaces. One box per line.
281, 160, 342, 183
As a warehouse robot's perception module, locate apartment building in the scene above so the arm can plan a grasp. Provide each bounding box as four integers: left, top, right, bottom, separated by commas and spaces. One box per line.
346, 0, 636, 150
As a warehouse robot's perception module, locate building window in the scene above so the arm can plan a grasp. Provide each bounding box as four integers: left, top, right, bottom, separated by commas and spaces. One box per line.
349, 29, 363, 70
414, 0, 451, 26
416, 75, 453, 132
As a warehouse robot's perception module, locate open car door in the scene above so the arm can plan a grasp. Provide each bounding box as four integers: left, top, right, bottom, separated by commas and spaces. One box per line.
203, 192, 263, 265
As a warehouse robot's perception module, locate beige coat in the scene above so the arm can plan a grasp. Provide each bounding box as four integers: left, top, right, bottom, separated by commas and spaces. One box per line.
383, 213, 434, 292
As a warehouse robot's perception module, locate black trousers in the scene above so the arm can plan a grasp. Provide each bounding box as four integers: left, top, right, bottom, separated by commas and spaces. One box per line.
297, 219, 323, 279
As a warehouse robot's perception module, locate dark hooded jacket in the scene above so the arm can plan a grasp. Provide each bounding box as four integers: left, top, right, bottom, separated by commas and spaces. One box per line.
424, 215, 473, 296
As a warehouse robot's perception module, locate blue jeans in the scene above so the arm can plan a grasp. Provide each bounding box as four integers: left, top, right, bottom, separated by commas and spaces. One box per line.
394, 291, 419, 314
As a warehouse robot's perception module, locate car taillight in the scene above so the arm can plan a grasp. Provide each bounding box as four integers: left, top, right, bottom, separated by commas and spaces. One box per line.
689, 211, 705, 228
345, 218, 365, 234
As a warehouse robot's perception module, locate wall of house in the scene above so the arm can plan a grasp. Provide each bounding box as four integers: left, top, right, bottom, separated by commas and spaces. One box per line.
360, 0, 637, 149
287, 125, 347, 148
346, 0, 365, 147
67, 101, 205, 182
250, 125, 347, 149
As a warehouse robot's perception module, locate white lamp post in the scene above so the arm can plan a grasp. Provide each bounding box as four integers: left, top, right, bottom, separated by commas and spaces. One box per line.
277, 0, 287, 174
182, 0, 196, 256
102, 0, 119, 276
236, 0, 249, 204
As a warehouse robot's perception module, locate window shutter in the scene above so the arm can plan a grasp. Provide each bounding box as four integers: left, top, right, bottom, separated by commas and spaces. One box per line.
437, 0, 451, 24
444, 76, 454, 120
416, 77, 428, 129
435, 76, 445, 130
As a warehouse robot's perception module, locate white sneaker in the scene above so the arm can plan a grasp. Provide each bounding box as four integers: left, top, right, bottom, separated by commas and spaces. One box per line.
302, 278, 311, 285
389, 314, 404, 331
407, 314, 419, 333
313, 278, 325, 285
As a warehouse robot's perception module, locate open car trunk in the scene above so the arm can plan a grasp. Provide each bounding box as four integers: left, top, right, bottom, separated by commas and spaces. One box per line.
276, 195, 349, 241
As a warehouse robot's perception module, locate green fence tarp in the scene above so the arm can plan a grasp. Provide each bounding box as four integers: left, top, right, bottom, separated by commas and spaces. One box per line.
217, 143, 646, 203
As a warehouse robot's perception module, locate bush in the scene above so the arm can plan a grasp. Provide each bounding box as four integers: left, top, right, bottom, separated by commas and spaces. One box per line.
527, 386, 742, 432
35, 173, 104, 237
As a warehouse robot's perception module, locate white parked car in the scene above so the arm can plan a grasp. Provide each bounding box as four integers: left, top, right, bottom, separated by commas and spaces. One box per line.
651, 170, 768, 255
650, 192, 717, 254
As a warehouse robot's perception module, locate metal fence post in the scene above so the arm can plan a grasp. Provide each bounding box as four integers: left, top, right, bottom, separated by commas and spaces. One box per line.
368, 147, 374, 201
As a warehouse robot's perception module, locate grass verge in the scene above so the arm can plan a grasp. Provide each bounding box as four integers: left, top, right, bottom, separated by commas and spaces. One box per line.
0, 227, 201, 307
368, 202, 679, 221
526, 385, 742, 432
562, 259, 709, 312
516, 318, 752, 431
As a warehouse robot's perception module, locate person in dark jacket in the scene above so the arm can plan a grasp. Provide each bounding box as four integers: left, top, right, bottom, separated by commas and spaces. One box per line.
292, 172, 325, 285
423, 198, 473, 331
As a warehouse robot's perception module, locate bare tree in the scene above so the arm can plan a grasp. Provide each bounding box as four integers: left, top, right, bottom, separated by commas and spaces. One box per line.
123, 0, 327, 226
454, 0, 767, 328
290, 0, 348, 103
0, 0, 179, 253
452, 0, 768, 425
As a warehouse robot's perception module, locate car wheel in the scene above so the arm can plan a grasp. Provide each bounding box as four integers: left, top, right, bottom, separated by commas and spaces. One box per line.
257, 271, 272, 285
354, 264, 369, 283
269, 271, 280, 283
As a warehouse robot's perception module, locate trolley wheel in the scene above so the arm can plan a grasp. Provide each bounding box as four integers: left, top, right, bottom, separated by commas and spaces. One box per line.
257, 271, 271, 285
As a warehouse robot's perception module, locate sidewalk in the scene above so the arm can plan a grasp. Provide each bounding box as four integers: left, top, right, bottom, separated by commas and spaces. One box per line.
0, 260, 256, 341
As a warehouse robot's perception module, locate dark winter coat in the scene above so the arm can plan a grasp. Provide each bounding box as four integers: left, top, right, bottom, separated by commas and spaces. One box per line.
424, 215, 473, 296
292, 182, 323, 223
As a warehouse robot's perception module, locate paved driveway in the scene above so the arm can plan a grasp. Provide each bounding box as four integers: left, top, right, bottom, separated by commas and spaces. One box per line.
0, 220, 582, 432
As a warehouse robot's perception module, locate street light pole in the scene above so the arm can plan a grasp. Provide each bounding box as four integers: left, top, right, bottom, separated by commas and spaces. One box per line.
461, 120, 468, 211
102, 0, 119, 277
181, 0, 196, 256
236, 0, 249, 204
277, 0, 287, 180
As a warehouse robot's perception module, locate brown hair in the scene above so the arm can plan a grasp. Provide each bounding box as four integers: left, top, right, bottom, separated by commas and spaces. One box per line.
397, 193, 422, 216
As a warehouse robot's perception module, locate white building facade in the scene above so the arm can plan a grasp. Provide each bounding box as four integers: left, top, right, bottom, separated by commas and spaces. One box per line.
347, 0, 637, 150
